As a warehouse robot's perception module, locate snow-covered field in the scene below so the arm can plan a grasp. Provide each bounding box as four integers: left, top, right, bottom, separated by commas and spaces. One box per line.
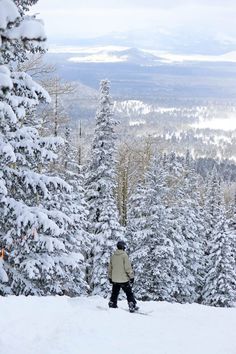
1, 296, 236, 354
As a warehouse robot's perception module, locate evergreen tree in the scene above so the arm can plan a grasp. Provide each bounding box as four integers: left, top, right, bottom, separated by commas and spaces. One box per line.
130, 153, 205, 303
85, 80, 123, 295
175, 152, 205, 302
57, 127, 90, 295
202, 175, 236, 306
228, 192, 236, 273
130, 155, 177, 301
1, 0, 46, 65
159, 153, 197, 303
202, 217, 236, 307
0, 0, 87, 295
0, 0, 48, 295
126, 181, 147, 254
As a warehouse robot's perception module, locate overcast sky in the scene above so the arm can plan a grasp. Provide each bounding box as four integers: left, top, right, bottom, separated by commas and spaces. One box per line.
31, 0, 236, 50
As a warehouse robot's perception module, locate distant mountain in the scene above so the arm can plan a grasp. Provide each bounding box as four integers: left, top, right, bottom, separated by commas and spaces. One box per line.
48, 28, 236, 56
67, 47, 161, 65
49, 45, 236, 67
114, 48, 160, 65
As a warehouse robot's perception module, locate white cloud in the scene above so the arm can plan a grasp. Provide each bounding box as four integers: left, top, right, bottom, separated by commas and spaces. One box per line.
31, 0, 236, 49
33, 0, 236, 9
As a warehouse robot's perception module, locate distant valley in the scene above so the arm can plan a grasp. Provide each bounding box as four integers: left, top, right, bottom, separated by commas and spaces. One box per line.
44, 45, 236, 162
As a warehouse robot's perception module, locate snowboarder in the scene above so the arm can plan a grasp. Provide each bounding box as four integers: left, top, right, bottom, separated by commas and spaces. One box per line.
108, 240, 138, 312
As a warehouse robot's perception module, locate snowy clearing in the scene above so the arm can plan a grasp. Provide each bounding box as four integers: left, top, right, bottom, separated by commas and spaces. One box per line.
0, 296, 236, 354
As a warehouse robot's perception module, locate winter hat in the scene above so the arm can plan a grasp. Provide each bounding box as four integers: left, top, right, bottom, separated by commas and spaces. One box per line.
117, 240, 126, 250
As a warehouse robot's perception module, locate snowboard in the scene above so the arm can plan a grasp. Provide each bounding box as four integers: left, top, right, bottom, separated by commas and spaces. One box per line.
120, 307, 153, 316
96, 305, 152, 316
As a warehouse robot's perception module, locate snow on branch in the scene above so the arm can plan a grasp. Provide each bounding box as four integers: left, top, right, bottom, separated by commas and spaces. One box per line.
0, 174, 7, 195
12, 71, 51, 105
5, 197, 63, 236
0, 65, 13, 91
6, 17, 46, 42
0, 101, 17, 124
20, 170, 72, 196
6, 127, 62, 163
0, 139, 16, 163
0, 0, 20, 32
0, 259, 9, 282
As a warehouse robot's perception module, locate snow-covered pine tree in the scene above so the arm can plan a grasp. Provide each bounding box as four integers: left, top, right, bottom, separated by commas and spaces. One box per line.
130, 152, 204, 303
53, 127, 90, 295
202, 173, 236, 306
130, 155, 180, 301
1, 0, 46, 65
174, 151, 205, 303
126, 181, 147, 255
0, 0, 87, 295
228, 192, 236, 275
160, 152, 195, 303
0, 0, 48, 294
202, 213, 236, 306
203, 169, 223, 261
85, 80, 123, 295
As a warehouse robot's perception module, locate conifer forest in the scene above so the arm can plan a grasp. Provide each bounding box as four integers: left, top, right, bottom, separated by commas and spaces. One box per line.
0, 0, 236, 311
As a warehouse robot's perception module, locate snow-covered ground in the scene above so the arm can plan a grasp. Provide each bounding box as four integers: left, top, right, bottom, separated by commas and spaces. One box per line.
1, 296, 236, 354
192, 116, 236, 131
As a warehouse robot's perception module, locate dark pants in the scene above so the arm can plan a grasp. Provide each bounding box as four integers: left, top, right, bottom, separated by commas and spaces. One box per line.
110, 282, 136, 306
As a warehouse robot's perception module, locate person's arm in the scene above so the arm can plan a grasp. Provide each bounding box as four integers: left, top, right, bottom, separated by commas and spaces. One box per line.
124, 253, 134, 280
108, 258, 112, 282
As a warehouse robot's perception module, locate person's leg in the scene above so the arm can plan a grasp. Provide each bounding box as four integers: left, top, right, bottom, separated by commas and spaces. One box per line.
121, 282, 137, 307
109, 283, 120, 308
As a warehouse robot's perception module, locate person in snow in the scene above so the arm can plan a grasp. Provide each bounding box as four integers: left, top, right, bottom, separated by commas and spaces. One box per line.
108, 240, 138, 312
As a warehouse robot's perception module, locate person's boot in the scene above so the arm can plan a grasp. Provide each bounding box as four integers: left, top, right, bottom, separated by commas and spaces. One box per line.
108, 301, 118, 308
128, 302, 135, 313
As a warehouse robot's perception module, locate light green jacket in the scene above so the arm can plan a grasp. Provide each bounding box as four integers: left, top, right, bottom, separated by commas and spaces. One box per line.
108, 249, 134, 283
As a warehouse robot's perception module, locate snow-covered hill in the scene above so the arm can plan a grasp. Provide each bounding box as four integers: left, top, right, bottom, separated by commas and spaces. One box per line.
67, 47, 160, 65
49, 45, 236, 65
1, 296, 235, 354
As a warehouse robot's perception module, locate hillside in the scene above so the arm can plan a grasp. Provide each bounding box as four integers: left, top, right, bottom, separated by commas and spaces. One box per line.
1, 296, 235, 354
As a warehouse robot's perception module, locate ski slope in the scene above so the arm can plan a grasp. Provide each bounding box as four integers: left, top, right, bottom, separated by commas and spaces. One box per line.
0, 296, 235, 354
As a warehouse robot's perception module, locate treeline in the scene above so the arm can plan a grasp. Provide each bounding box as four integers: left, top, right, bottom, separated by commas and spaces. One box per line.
126, 152, 236, 306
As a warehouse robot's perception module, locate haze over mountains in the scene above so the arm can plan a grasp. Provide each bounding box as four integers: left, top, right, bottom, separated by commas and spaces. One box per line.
44, 34, 236, 162
50, 45, 236, 65
49, 26, 236, 55
46, 44, 236, 100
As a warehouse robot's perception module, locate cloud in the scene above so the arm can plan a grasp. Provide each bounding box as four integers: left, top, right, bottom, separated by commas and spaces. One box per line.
34, 0, 236, 9
32, 0, 236, 53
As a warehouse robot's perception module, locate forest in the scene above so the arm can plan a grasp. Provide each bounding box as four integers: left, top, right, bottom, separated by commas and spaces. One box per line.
0, 0, 236, 309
